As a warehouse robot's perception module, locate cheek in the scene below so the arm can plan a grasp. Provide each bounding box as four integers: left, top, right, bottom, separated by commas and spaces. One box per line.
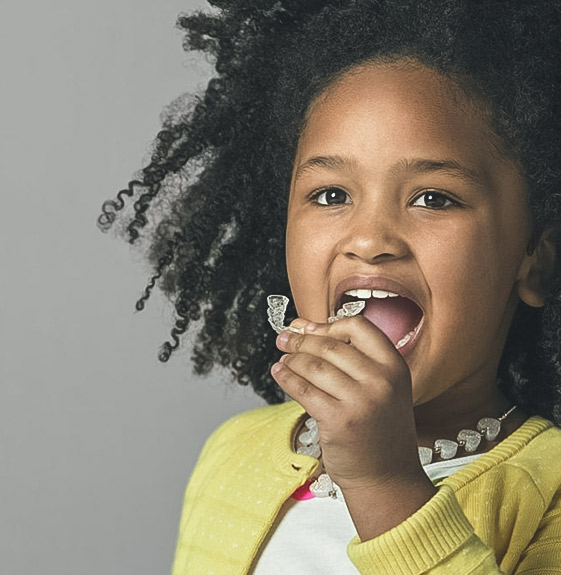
424, 217, 525, 329
285, 210, 333, 319
286, 212, 313, 313
285, 209, 305, 284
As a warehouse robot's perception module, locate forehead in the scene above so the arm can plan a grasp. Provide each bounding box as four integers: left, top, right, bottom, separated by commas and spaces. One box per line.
295, 61, 508, 182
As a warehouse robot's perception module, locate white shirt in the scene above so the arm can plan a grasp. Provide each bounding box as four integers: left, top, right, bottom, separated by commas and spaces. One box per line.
250, 454, 482, 574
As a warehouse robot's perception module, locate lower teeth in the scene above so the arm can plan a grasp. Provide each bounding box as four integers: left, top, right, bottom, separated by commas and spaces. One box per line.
329, 301, 421, 350
396, 324, 420, 350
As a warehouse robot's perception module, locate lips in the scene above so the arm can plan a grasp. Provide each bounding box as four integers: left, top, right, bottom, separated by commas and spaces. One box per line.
333, 277, 425, 350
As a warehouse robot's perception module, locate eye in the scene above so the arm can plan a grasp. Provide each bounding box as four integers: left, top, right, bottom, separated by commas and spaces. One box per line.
312, 187, 351, 206
411, 190, 456, 209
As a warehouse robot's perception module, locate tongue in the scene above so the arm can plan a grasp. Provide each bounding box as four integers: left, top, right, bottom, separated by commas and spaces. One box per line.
362, 297, 423, 345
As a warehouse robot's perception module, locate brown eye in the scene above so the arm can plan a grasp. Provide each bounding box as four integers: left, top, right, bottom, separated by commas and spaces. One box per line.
314, 187, 351, 205
412, 191, 455, 209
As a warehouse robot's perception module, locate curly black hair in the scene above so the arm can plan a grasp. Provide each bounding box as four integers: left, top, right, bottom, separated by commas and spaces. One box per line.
99, 0, 561, 419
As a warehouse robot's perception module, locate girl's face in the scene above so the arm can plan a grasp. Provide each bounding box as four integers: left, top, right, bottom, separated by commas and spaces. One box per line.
286, 62, 535, 407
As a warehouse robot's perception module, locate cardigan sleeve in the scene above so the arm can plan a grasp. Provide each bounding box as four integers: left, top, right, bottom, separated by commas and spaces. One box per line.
347, 484, 503, 575
512, 486, 561, 575
347, 483, 561, 575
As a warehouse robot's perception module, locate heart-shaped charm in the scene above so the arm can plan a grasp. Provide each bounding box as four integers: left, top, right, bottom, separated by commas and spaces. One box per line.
299, 428, 319, 445
477, 417, 501, 441
457, 429, 482, 452
418, 446, 433, 465
309, 473, 336, 498
434, 439, 458, 460
297, 443, 321, 458
305, 418, 318, 431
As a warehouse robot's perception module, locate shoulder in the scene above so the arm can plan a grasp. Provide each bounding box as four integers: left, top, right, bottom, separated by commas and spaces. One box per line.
504, 416, 561, 493
193, 400, 305, 468
450, 416, 561, 505
504, 416, 561, 465
207, 401, 304, 443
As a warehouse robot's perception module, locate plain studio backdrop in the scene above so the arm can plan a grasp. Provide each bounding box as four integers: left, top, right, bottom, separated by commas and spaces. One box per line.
1, 1, 265, 574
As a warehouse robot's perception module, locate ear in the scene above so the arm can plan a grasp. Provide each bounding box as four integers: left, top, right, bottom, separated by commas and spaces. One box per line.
517, 226, 558, 308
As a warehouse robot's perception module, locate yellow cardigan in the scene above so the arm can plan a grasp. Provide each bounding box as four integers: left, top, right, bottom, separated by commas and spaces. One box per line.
171, 401, 561, 574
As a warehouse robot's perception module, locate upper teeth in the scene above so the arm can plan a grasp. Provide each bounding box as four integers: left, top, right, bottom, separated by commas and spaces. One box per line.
344, 289, 399, 299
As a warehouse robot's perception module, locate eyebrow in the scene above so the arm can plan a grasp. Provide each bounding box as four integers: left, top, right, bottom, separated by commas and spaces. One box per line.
390, 158, 484, 187
293, 155, 358, 182
293, 155, 484, 187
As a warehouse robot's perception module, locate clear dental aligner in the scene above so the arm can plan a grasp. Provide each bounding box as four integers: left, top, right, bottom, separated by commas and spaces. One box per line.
267, 294, 419, 352
327, 300, 366, 323
267, 295, 300, 334
267, 295, 366, 334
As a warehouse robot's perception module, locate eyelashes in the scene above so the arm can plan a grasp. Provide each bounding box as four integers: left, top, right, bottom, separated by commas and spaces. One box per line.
310, 187, 351, 205
410, 190, 458, 209
308, 187, 460, 209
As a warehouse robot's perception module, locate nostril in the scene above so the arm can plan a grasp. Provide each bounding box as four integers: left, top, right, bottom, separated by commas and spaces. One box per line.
345, 250, 399, 263
339, 223, 409, 262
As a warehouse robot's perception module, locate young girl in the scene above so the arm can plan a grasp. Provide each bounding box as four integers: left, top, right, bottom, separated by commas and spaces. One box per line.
99, 1, 561, 573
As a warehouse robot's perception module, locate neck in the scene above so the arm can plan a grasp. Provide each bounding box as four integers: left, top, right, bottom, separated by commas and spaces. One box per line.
413, 377, 524, 451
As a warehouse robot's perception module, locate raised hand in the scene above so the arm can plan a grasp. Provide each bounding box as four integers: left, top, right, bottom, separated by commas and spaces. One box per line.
272, 315, 436, 539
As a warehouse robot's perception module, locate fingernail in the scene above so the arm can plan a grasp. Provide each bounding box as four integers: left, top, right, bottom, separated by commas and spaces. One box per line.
277, 331, 290, 345
279, 354, 288, 363
271, 362, 283, 374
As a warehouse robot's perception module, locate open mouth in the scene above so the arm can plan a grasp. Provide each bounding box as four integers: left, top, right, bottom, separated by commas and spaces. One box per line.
336, 288, 424, 350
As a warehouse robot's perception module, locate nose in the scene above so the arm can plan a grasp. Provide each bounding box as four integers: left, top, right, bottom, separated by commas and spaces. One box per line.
337, 204, 410, 264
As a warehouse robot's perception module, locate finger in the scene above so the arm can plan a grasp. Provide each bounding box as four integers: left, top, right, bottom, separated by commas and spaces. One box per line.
292, 315, 402, 366
279, 350, 359, 400
271, 358, 338, 417
277, 329, 377, 385
277, 319, 404, 384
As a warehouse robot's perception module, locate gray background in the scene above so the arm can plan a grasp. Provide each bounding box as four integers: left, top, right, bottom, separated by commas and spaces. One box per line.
1, 1, 265, 573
